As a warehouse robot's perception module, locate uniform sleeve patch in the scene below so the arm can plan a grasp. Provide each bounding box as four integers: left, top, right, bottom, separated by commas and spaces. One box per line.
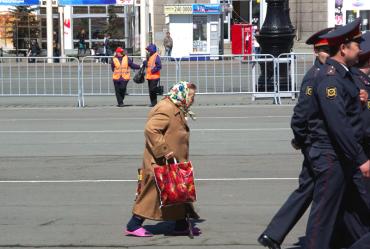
326, 86, 337, 99
305, 86, 313, 96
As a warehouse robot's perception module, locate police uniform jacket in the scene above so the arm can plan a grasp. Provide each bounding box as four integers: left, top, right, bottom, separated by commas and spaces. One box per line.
132, 98, 199, 221
291, 58, 323, 148
350, 67, 370, 156
308, 58, 368, 167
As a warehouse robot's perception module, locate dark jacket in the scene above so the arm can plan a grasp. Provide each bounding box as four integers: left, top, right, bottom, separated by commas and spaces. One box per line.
291, 58, 323, 148
350, 66, 370, 157
308, 58, 367, 167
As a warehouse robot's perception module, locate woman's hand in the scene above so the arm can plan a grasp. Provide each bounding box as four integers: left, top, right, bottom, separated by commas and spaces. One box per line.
164, 151, 174, 160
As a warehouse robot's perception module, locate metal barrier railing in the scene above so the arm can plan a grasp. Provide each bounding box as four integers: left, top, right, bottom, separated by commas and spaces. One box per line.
80, 56, 178, 97
0, 53, 316, 107
0, 57, 83, 106
276, 53, 315, 103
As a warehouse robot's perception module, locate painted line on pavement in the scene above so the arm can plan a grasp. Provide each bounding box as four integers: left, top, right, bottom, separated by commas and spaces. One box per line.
0, 128, 290, 133
0, 104, 295, 111
0, 178, 297, 183
0, 116, 290, 122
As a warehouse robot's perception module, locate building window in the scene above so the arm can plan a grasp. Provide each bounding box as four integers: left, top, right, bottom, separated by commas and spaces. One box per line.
346, 10, 357, 24
90, 6, 107, 14
193, 15, 207, 53
360, 10, 370, 31
73, 6, 88, 14
91, 18, 107, 39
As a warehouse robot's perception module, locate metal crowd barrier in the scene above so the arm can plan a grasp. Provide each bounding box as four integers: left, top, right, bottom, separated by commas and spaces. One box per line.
80, 55, 178, 97
0, 57, 83, 107
0, 53, 316, 107
276, 53, 316, 103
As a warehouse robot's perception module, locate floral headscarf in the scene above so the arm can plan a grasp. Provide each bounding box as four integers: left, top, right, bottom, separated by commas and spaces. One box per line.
166, 81, 196, 120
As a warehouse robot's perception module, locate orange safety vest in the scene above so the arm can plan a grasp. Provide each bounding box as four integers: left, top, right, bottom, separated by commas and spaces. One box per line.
146, 52, 160, 80
112, 56, 130, 81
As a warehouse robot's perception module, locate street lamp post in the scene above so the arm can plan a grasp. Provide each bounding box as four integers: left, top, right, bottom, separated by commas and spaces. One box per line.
256, 0, 295, 91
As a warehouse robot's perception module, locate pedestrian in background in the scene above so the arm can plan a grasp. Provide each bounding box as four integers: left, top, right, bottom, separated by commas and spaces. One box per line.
28, 39, 40, 63
163, 31, 173, 57
0, 46, 3, 63
125, 81, 200, 237
103, 33, 112, 64
111, 47, 140, 107
53, 31, 60, 62
143, 43, 161, 107
77, 29, 87, 58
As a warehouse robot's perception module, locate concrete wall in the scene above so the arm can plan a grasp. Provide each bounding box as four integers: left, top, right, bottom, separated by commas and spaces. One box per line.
289, 0, 328, 43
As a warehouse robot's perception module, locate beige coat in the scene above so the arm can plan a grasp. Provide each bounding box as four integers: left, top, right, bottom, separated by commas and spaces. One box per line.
132, 98, 199, 221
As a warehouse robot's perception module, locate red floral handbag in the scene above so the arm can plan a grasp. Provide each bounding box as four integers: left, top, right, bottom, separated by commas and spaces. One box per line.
153, 159, 196, 207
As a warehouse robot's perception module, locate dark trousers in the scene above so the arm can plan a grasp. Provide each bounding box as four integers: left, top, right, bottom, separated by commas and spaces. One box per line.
263, 148, 314, 244
148, 79, 160, 106
114, 81, 128, 105
305, 147, 346, 249
349, 233, 370, 249
332, 170, 370, 248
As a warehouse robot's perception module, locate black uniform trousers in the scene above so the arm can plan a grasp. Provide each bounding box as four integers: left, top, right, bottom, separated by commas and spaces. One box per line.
263, 148, 314, 244
332, 168, 370, 248
114, 81, 128, 105
148, 79, 159, 106
305, 147, 346, 249
349, 233, 370, 249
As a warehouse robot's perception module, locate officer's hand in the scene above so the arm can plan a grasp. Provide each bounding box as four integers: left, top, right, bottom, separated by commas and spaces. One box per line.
359, 89, 368, 105
359, 160, 370, 178
291, 138, 301, 150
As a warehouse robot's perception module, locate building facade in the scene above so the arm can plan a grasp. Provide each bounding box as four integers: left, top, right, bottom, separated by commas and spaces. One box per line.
1, 1, 370, 53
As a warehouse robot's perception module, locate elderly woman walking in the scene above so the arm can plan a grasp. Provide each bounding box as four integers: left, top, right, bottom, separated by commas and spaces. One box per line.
125, 81, 200, 237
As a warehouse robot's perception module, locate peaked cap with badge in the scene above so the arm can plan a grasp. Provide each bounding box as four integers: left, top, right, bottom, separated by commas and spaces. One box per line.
306, 27, 334, 48
320, 18, 363, 46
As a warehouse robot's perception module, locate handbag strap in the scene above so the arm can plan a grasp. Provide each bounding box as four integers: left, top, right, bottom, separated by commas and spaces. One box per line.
166, 157, 177, 165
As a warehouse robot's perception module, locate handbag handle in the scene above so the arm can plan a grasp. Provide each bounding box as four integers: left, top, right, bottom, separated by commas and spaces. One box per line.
166, 157, 177, 165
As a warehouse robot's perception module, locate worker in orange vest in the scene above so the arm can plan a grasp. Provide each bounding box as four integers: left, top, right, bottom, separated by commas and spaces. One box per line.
143, 43, 162, 107
111, 47, 140, 107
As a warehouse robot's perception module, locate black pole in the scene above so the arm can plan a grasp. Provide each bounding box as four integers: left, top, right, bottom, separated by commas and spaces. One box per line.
256, 0, 295, 91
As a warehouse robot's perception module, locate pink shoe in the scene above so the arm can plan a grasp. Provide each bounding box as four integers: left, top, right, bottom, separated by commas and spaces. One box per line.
125, 227, 153, 237
171, 227, 201, 236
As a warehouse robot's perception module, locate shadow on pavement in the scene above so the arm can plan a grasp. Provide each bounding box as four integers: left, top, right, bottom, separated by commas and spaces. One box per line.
143, 219, 206, 236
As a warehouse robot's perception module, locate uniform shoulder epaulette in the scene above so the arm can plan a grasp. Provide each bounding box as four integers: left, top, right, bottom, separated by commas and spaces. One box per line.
314, 67, 320, 77
326, 65, 336, 75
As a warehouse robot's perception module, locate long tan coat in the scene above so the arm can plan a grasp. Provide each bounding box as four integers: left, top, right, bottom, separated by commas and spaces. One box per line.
132, 98, 199, 221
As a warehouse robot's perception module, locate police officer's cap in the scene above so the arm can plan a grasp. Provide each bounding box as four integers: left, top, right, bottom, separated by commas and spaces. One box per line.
320, 18, 363, 46
359, 31, 370, 62
306, 27, 334, 47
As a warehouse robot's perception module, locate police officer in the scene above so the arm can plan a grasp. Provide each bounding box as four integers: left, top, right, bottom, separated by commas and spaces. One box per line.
111, 47, 140, 107
332, 31, 370, 248
258, 28, 333, 249
143, 43, 162, 107
352, 31, 370, 161
305, 18, 370, 249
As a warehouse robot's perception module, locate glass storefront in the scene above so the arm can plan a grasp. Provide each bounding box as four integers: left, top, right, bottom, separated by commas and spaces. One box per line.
0, 11, 40, 52
360, 10, 370, 31
0, 5, 127, 51
193, 15, 207, 53
70, 5, 126, 49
